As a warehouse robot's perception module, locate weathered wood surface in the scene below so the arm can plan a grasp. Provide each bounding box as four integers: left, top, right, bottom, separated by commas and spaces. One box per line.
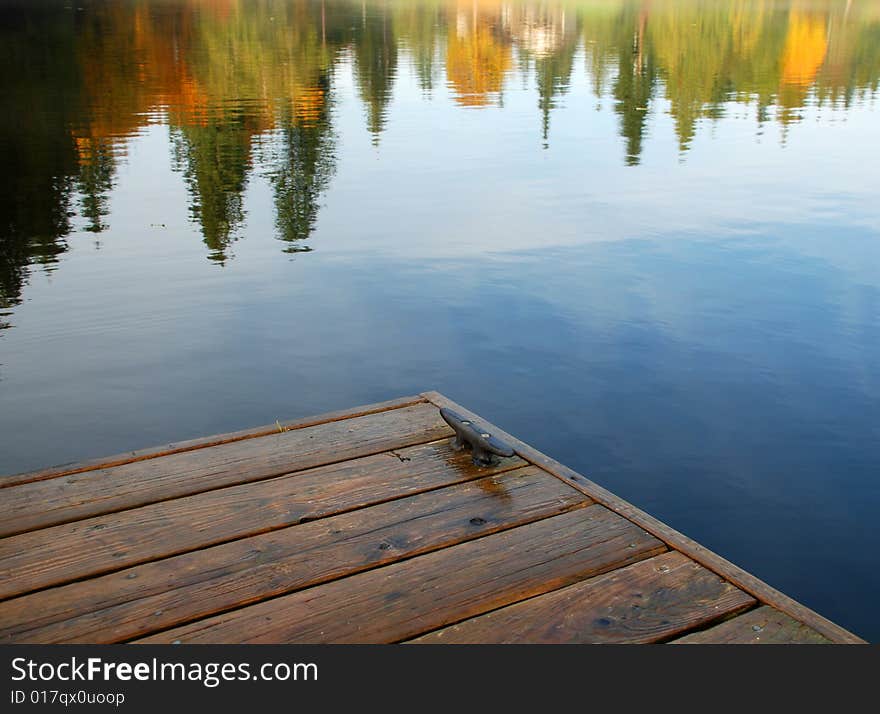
0, 439, 522, 600
136, 507, 666, 644
672, 605, 832, 644
0, 392, 863, 644
409, 551, 755, 644
1, 395, 427, 489
0, 402, 450, 538
0, 467, 585, 643
420, 391, 865, 644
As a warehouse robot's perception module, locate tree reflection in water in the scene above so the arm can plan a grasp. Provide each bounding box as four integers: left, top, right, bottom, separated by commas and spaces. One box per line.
1, 0, 878, 322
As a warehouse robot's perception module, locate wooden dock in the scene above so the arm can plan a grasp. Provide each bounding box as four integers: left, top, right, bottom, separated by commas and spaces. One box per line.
0, 391, 863, 644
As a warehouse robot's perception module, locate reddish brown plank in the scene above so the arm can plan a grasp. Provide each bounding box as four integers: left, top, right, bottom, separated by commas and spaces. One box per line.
671, 605, 832, 644
1, 395, 427, 489
421, 391, 866, 644
0, 402, 451, 538
409, 551, 755, 643
1, 467, 587, 643
136, 506, 666, 644
0, 440, 525, 600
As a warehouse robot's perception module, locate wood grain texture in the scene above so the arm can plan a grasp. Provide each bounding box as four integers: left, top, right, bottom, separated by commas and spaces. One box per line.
1, 467, 587, 643
136, 506, 666, 644
0, 402, 451, 538
410, 551, 755, 643
1, 395, 426, 488
671, 605, 832, 644
0, 440, 524, 600
421, 391, 866, 644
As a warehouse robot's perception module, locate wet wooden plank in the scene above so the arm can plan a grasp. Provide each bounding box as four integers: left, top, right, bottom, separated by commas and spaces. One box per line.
0, 402, 451, 538
671, 605, 832, 644
1, 467, 587, 643
420, 391, 867, 644
409, 551, 755, 643
136, 506, 666, 644
1, 395, 427, 489
0, 440, 524, 600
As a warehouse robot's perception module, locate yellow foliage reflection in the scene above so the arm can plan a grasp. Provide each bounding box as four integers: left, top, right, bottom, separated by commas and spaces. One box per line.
782, 11, 829, 87
446, 4, 512, 106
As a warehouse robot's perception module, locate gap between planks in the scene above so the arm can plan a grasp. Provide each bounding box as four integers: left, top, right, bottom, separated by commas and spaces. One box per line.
407, 551, 756, 644
670, 604, 834, 644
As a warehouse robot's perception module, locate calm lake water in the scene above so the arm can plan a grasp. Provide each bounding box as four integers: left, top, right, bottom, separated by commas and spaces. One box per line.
1, 0, 878, 640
